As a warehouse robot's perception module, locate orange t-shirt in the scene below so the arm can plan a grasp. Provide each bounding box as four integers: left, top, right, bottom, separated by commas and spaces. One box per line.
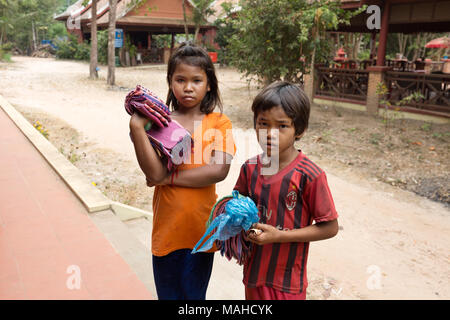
152, 112, 236, 256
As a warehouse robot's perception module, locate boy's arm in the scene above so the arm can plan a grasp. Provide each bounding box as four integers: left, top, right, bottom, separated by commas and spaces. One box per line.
248, 171, 339, 244
129, 113, 167, 183
247, 220, 338, 245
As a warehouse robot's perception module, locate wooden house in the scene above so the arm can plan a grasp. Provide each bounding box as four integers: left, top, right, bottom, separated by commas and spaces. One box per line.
55, 0, 220, 64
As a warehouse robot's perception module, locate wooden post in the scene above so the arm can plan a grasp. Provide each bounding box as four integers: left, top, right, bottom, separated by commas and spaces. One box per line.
370, 32, 377, 60
147, 33, 152, 49
170, 33, 175, 56
376, 1, 391, 67
366, 66, 390, 115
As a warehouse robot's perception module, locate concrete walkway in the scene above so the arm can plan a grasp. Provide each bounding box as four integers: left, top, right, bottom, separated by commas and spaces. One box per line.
0, 100, 154, 300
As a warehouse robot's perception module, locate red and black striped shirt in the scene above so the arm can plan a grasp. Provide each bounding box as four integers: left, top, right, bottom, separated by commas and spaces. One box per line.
234, 151, 338, 294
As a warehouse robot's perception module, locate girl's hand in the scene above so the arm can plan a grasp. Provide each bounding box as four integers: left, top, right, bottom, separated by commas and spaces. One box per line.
130, 112, 149, 129
246, 223, 281, 245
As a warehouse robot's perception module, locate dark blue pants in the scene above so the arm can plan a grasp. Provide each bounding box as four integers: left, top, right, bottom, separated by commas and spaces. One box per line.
152, 249, 214, 300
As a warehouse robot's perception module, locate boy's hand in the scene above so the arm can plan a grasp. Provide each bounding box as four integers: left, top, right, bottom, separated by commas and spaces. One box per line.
246, 223, 281, 245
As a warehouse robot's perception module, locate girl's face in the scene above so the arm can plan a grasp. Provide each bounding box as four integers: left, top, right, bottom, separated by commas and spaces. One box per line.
170, 62, 210, 110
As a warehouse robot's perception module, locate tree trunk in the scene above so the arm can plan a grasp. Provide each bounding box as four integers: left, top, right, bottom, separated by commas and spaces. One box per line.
310, 32, 317, 75
397, 34, 403, 56
31, 21, 37, 52
397, 34, 409, 58
353, 34, 362, 60
107, 0, 117, 86
412, 33, 421, 61
345, 33, 362, 60
194, 27, 200, 45
182, 0, 189, 41
0, 24, 4, 46
90, 0, 98, 79
405, 34, 415, 60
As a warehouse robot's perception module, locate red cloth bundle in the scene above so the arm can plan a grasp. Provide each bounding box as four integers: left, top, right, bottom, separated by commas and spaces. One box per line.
125, 85, 171, 128
206, 195, 253, 265
125, 85, 192, 172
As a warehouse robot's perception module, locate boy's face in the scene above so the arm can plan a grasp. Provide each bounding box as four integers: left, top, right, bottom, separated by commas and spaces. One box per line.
255, 105, 300, 159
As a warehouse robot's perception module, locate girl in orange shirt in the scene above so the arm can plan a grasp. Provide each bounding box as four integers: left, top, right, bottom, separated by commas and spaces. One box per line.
129, 43, 235, 300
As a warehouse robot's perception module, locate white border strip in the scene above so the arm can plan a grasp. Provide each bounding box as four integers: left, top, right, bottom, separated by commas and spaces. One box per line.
0, 93, 152, 219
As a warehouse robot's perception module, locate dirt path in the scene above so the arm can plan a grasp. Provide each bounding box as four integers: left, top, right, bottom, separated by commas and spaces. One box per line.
1, 56, 449, 299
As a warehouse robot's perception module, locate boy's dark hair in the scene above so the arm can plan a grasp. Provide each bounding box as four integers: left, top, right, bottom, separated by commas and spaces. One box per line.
166, 42, 222, 114
251, 81, 310, 138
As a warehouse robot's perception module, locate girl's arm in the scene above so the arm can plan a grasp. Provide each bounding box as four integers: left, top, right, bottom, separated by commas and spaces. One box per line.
247, 220, 339, 245
153, 151, 233, 188
129, 113, 167, 183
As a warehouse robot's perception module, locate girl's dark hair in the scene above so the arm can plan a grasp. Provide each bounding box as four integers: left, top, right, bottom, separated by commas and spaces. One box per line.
166, 42, 222, 114
251, 81, 310, 137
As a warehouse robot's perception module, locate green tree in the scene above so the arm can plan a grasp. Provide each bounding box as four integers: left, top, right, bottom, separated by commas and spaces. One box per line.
0, 0, 72, 53
227, 0, 359, 85
191, 0, 215, 45
213, 1, 237, 65
0, 0, 17, 46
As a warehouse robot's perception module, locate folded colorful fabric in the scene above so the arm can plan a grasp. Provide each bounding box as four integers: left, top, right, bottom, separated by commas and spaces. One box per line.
146, 119, 193, 172
125, 85, 192, 172
192, 191, 259, 266
125, 85, 171, 128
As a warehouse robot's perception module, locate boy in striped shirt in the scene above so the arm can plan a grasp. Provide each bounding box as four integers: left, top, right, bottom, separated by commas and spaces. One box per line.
234, 81, 339, 300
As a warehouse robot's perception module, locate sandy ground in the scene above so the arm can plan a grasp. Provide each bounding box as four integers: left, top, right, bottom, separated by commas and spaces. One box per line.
1, 56, 449, 300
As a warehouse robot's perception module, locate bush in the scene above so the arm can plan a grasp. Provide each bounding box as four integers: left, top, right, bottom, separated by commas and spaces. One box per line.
74, 41, 90, 61
0, 43, 13, 62
0, 50, 12, 62
48, 22, 68, 41
55, 34, 90, 61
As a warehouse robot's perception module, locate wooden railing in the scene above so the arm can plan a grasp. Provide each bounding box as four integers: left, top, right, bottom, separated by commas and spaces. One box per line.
315, 67, 369, 102
385, 71, 450, 115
